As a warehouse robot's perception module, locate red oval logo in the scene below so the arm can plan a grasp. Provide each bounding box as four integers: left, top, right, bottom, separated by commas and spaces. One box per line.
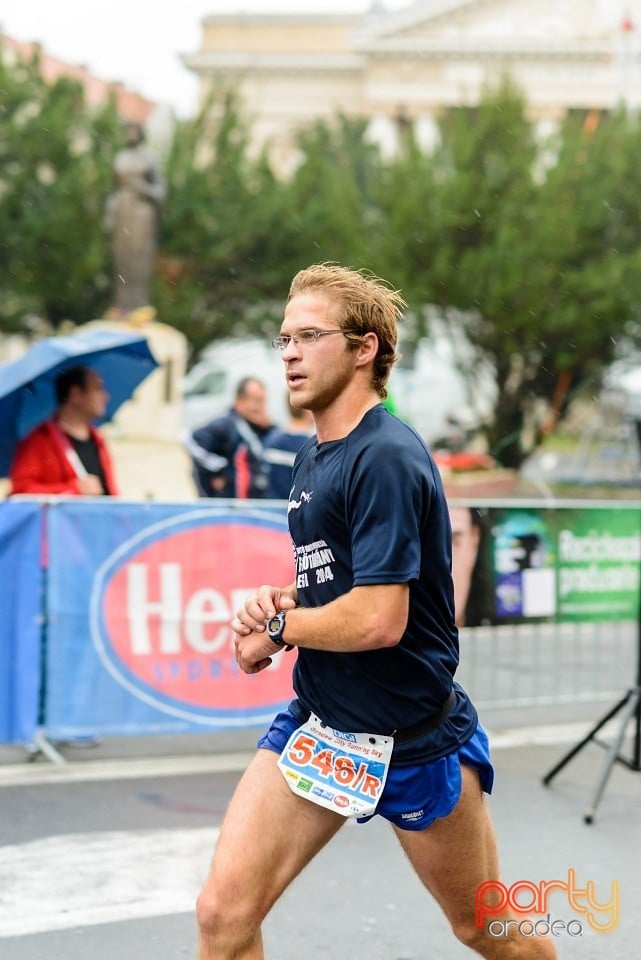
333, 795, 350, 809
93, 512, 296, 724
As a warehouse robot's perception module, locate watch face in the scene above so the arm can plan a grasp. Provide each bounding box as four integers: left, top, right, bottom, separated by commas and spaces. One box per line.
268, 612, 285, 642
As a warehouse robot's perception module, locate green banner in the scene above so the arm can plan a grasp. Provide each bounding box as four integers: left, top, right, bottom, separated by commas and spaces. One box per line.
449, 503, 641, 626
556, 507, 641, 621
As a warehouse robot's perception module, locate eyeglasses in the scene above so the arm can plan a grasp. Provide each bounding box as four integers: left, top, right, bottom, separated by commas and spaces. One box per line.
271, 329, 356, 351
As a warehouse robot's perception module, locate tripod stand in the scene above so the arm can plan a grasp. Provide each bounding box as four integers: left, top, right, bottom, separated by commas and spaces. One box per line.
542, 605, 641, 824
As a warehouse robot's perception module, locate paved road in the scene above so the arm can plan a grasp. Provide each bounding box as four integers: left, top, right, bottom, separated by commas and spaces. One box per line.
1, 720, 639, 960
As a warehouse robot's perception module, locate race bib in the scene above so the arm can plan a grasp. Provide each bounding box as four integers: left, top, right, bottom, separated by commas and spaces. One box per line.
277, 713, 393, 817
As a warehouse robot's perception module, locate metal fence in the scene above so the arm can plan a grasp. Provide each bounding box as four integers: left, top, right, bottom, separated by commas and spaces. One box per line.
457, 619, 637, 710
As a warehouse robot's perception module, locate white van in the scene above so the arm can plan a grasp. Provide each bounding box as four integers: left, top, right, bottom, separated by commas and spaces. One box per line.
181, 337, 290, 432
389, 332, 495, 444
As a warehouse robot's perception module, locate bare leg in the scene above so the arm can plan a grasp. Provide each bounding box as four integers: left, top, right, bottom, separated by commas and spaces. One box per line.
196, 748, 346, 959
392, 765, 558, 958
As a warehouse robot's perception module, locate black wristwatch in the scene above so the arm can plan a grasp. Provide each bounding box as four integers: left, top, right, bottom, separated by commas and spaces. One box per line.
266, 611, 288, 647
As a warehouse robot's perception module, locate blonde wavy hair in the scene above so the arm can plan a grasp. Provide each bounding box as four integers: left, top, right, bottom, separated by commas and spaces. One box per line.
287, 263, 405, 399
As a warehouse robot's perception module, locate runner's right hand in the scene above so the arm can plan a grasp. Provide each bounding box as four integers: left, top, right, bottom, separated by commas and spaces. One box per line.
231, 584, 297, 636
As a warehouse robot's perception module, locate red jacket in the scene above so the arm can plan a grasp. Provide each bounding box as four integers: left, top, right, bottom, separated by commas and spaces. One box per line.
9, 419, 118, 496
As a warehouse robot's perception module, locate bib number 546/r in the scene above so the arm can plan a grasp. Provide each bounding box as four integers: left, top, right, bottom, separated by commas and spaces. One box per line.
277, 715, 393, 817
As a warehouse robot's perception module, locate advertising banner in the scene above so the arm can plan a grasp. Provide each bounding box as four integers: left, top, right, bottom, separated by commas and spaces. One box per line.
0, 501, 42, 744
449, 502, 641, 627
44, 501, 295, 739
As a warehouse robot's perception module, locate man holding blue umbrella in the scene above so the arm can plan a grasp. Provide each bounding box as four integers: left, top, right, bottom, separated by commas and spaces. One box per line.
9, 365, 118, 496
1, 326, 158, 495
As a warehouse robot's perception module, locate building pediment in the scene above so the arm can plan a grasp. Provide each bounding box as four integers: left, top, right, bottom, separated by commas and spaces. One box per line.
185, 0, 641, 175
358, 0, 632, 49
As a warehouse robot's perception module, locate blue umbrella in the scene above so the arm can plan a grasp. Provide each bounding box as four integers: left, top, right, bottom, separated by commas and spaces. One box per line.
0, 328, 159, 476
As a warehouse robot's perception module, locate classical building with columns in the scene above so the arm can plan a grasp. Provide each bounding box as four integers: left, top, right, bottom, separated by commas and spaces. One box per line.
182, 0, 640, 170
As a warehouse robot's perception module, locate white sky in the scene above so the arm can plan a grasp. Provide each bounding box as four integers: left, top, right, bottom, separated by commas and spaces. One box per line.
0, 1, 411, 116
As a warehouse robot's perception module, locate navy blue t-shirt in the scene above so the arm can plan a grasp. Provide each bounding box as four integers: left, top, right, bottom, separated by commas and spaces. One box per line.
287, 404, 478, 765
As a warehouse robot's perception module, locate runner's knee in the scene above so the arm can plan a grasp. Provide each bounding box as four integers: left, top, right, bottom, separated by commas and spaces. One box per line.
452, 915, 557, 958
196, 886, 259, 950
195, 887, 225, 941
450, 914, 488, 952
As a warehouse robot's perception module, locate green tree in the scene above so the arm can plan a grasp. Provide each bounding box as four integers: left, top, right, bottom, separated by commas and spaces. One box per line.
369, 125, 444, 334
156, 88, 295, 356
521, 109, 641, 423
156, 105, 384, 358
418, 83, 641, 467
423, 81, 540, 465
280, 115, 380, 273
0, 45, 120, 332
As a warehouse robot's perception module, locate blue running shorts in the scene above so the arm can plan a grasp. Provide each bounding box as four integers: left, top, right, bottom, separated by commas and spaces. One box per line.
257, 708, 494, 831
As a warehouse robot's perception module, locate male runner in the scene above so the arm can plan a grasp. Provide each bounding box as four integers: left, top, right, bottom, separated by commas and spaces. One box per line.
196, 263, 557, 960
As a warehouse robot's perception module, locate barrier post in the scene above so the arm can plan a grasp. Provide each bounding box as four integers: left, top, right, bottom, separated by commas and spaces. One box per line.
0, 500, 43, 749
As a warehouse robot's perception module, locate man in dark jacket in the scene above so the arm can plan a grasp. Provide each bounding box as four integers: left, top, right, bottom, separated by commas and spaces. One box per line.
262, 398, 314, 500
185, 376, 276, 498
